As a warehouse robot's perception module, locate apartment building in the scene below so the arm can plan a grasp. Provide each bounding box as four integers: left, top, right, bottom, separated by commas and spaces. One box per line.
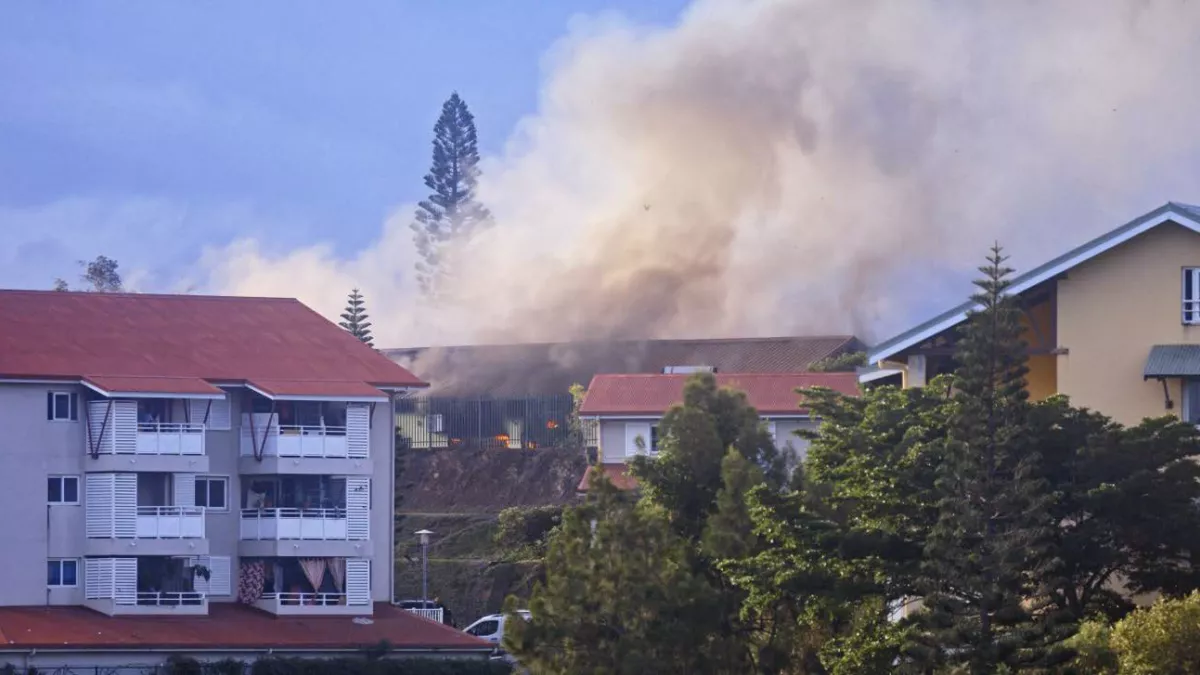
0, 289, 427, 620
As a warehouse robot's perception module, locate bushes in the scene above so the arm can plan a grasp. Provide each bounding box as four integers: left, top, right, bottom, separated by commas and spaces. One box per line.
248, 657, 511, 675
1066, 592, 1200, 675
494, 505, 562, 558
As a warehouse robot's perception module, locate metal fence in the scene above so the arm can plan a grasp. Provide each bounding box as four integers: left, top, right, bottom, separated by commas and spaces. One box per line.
396, 394, 595, 450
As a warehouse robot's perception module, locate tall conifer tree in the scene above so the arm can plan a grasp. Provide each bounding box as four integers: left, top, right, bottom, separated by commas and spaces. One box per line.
339, 288, 374, 346
410, 92, 491, 298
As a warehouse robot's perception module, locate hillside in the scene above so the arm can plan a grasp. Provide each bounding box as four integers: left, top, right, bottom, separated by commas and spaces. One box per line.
394, 446, 587, 625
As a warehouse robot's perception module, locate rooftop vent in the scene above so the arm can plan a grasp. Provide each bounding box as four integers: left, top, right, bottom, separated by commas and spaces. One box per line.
662, 365, 717, 374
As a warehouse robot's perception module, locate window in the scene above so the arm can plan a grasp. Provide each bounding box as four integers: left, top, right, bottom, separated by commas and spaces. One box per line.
649, 424, 660, 454
47, 559, 78, 587
426, 414, 444, 433
194, 476, 228, 510
467, 619, 500, 637
1185, 381, 1200, 424
47, 475, 79, 505
1184, 268, 1200, 324
46, 392, 78, 421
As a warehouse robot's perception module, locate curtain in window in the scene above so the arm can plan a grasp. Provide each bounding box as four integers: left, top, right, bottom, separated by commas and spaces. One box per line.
237, 560, 265, 604
298, 558, 327, 593
328, 557, 346, 593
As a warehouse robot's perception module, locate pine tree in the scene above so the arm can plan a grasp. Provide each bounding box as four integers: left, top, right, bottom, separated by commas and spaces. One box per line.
911, 245, 1063, 673
410, 92, 491, 298
339, 288, 374, 346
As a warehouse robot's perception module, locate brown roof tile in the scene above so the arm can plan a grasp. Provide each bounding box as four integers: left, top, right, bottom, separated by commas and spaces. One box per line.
0, 603, 488, 652
579, 372, 859, 416
0, 290, 426, 391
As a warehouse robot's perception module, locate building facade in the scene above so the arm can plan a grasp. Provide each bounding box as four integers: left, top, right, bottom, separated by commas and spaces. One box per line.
0, 290, 427, 619
867, 202, 1200, 427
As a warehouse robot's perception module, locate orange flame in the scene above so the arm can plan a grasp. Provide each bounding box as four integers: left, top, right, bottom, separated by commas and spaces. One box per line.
546, 420, 559, 429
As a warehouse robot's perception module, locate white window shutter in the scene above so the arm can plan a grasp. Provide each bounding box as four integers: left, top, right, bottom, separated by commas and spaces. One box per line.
114, 474, 137, 537
346, 558, 371, 606
173, 474, 197, 507
85, 558, 114, 599
189, 397, 231, 430
210, 397, 231, 430
625, 423, 651, 457
346, 477, 370, 541
86, 474, 115, 537
346, 403, 370, 458
188, 399, 207, 425
114, 558, 137, 605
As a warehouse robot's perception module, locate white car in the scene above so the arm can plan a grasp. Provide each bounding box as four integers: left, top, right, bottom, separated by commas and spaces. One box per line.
463, 610, 532, 645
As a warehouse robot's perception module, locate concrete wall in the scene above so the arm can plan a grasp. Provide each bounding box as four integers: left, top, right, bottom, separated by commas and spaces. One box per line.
1056, 222, 1200, 425
0, 384, 396, 608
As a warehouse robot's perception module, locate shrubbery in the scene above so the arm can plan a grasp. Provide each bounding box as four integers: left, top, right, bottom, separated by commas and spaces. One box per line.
155, 656, 510, 675
494, 505, 562, 558
1066, 592, 1200, 675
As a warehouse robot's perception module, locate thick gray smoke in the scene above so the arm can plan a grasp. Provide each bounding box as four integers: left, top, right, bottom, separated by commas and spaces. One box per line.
206, 0, 1200, 362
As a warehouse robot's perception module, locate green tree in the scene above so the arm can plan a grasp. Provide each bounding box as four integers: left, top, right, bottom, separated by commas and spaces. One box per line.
339, 288, 374, 346
1110, 592, 1200, 675
54, 255, 124, 292
504, 477, 718, 674
911, 245, 1067, 673
410, 92, 491, 297
809, 351, 868, 373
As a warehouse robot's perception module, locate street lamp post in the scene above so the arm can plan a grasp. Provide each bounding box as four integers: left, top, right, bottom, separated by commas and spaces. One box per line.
416, 529, 434, 607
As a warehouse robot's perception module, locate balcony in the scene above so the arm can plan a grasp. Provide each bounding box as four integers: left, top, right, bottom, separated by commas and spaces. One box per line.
136, 422, 205, 456
137, 506, 206, 539
85, 557, 210, 616
254, 592, 368, 616
240, 409, 371, 475
240, 508, 347, 540
92, 592, 209, 617
87, 401, 209, 473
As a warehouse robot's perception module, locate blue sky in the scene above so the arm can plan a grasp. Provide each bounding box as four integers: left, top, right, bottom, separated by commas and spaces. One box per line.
0, 1, 688, 290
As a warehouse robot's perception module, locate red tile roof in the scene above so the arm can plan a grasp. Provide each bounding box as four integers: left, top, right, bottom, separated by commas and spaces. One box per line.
248, 379, 390, 399
84, 375, 225, 396
0, 603, 488, 652
578, 372, 859, 416
0, 290, 426, 393
577, 464, 640, 492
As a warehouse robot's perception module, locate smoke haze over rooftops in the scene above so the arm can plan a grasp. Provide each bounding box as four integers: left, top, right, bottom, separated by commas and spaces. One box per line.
202, 0, 1200, 350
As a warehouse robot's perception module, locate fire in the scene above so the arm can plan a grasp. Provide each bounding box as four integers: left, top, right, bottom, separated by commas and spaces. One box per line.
545, 420, 559, 429
495, 434, 511, 444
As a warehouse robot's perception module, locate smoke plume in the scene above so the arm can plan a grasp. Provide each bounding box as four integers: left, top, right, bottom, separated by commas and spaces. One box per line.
204, 0, 1200, 355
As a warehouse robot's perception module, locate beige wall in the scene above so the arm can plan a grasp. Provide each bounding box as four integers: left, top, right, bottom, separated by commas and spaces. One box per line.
1056, 223, 1200, 426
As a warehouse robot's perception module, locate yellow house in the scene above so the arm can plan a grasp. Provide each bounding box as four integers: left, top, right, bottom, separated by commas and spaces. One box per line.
867, 202, 1200, 427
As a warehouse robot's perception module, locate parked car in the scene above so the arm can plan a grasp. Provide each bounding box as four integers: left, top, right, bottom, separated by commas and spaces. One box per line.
463, 610, 532, 645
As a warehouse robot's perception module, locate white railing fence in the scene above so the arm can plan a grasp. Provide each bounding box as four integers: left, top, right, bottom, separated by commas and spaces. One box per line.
135, 422, 206, 456
406, 607, 445, 623
262, 592, 349, 606
241, 410, 369, 459
135, 505, 206, 538
239, 507, 351, 540
120, 591, 206, 607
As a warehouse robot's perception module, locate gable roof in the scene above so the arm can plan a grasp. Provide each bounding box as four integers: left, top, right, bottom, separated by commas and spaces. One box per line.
868, 202, 1200, 364
0, 603, 486, 653
0, 290, 426, 395
578, 372, 859, 417
386, 335, 863, 397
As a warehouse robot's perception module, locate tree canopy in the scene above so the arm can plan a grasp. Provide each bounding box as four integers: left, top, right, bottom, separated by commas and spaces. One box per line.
339, 288, 374, 346
53, 255, 124, 292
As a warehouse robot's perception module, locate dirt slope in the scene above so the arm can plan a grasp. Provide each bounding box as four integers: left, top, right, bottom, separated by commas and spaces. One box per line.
399, 446, 586, 514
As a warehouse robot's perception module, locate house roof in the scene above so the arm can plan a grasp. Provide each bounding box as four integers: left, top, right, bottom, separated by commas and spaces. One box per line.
0, 290, 426, 395
578, 372, 860, 417
82, 375, 226, 398
0, 603, 488, 653
386, 335, 863, 397
577, 464, 640, 492
867, 202, 1200, 365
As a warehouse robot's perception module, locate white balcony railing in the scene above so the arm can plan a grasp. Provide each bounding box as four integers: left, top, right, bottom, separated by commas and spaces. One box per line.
254, 591, 371, 616
406, 607, 445, 623
135, 423, 205, 456
118, 591, 207, 607
265, 592, 347, 606
239, 508, 349, 540
241, 411, 369, 460
136, 506, 206, 538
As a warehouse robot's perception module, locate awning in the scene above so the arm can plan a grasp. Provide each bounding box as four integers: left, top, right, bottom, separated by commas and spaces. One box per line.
246, 379, 389, 402
1143, 344, 1200, 379
82, 375, 225, 399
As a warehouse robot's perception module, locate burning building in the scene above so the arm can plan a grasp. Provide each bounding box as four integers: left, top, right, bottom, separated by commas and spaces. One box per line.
385, 334, 863, 451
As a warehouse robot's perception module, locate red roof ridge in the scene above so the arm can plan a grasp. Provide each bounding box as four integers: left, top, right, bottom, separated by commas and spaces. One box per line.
0, 288, 303, 304
387, 334, 858, 351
